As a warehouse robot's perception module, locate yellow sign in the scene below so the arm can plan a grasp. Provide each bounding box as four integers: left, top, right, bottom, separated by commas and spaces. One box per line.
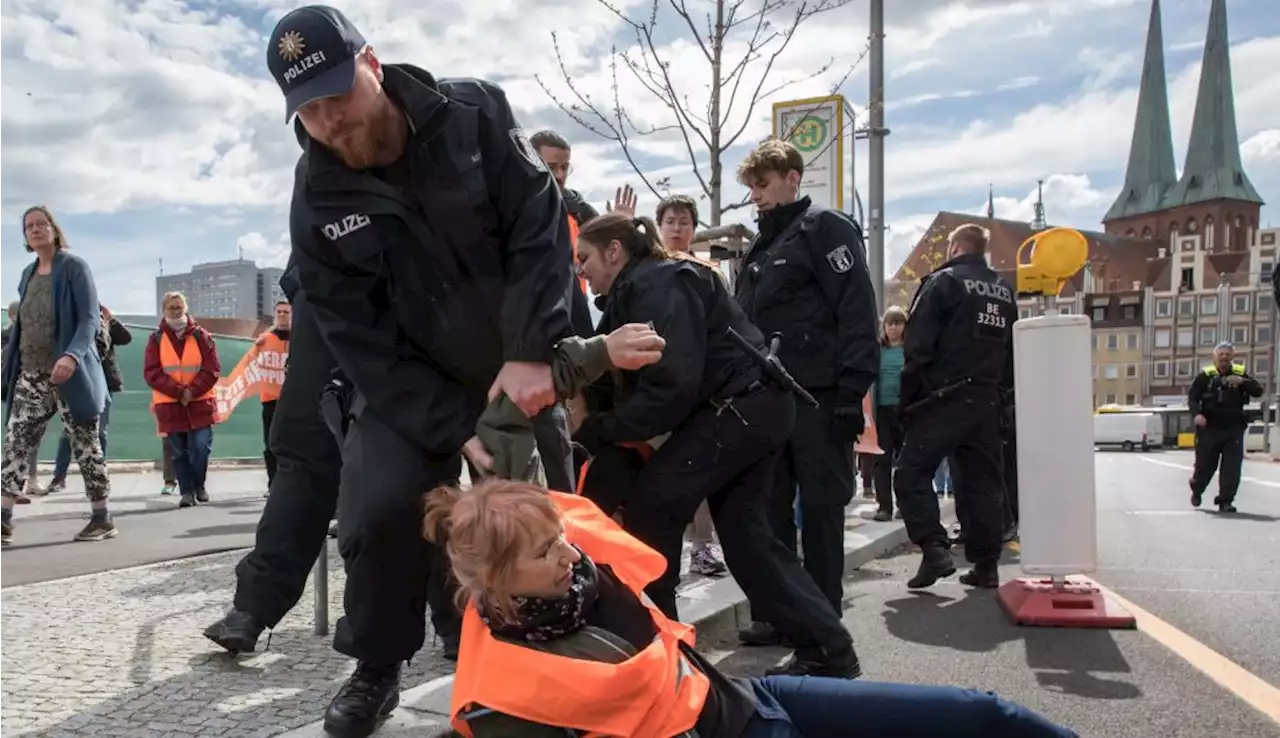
771, 96, 845, 211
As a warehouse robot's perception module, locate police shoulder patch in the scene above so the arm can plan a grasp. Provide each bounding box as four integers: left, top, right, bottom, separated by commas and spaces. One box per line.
825, 244, 854, 274
508, 128, 548, 173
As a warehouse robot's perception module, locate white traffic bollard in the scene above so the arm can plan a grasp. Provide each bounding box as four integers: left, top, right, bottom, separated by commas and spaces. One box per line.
998, 313, 1134, 628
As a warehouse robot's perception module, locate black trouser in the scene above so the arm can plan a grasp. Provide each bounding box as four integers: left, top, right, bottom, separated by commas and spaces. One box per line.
873, 404, 904, 516
334, 397, 463, 664
1190, 425, 1244, 504
894, 392, 1005, 564
621, 387, 852, 655
748, 389, 855, 619
233, 296, 341, 628
1002, 425, 1018, 529
262, 400, 278, 488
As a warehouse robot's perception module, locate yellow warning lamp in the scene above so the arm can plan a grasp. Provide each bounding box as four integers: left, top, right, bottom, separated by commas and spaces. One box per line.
1015, 227, 1090, 297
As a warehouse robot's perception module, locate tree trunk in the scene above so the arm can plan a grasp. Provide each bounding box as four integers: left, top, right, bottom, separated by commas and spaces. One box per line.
708, 0, 725, 227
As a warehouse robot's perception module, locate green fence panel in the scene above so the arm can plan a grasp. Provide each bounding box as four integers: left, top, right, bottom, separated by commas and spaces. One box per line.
4, 320, 267, 462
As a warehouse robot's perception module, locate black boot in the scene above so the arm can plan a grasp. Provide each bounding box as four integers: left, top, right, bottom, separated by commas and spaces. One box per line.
203, 609, 266, 654
766, 641, 862, 679
440, 632, 461, 661
1190, 481, 1202, 508
737, 621, 784, 646
907, 545, 956, 589
323, 662, 401, 738
959, 559, 1000, 589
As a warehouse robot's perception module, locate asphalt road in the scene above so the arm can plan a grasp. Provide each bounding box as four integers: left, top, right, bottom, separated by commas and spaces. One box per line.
1, 469, 269, 586
707, 547, 1279, 738
1091, 449, 1280, 689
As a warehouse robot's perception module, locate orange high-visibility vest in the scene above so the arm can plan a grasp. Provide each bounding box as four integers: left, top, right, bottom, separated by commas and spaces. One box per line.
450, 491, 710, 738
568, 214, 588, 295
255, 332, 290, 403
152, 332, 216, 406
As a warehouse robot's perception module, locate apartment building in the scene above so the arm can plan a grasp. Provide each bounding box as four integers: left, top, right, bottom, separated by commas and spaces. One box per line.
155, 259, 285, 321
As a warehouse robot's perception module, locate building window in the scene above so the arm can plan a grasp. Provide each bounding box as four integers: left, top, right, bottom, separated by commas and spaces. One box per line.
1262, 262, 1274, 286
1176, 359, 1194, 377
1154, 360, 1170, 378
1177, 328, 1193, 347
1257, 355, 1272, 375
1232, 325, 1249, 344
1019, 307, 1032, 319
1259, 293, 1273, 313
1105, 393, 1117, 404
1234, 294, 1251, 313
1059, 305, 1073, 315
1125, 364, 1138, 378
1122, 305, 1137, 320
1155, 328, 1171, 348
1107, 333, 1118, 350
1200, 296, 1218, 316
1126, 332, 1139, 349
1180, 268, 1194, 291
1126, 393, 1137, 404
1092, 307, 1106, 321
1178, 297, 1195, 316
1156, 298, 1172, 317
1257, 325, 1273, 344
1105, 364, 1119, 380
1199, 326, 1217, 346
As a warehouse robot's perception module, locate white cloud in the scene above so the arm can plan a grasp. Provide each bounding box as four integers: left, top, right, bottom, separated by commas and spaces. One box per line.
236, 230, 291, 269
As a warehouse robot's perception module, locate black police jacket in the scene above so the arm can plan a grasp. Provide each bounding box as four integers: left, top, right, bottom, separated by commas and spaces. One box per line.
900, 252, 1016, 408
564, 188, 601, 337
289, 64, 575, 456
575, 257, 765, 454
734, 199, 879, 405
1187, 363, 1263, 430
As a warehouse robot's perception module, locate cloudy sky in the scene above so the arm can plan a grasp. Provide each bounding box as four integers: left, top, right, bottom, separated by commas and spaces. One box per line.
2, 0, 1277, 315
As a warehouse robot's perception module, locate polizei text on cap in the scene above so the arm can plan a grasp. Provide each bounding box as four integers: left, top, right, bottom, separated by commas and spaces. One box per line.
283, 50, 327, 84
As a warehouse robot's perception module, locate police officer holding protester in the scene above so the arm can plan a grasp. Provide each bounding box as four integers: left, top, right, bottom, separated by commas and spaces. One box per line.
894, 224, 1015, 591
732, 140, 880, 645
574, 211, 861, 679
1187, 342, 1262, 513
267, 5, 578, 734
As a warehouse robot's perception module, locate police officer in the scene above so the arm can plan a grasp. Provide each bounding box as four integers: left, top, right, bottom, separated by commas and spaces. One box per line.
732, 139, 880, 645
1188, 342, 1262, 513
894, 223, 1015, 590
574, 212, 861, 678
267, 7, 576, 735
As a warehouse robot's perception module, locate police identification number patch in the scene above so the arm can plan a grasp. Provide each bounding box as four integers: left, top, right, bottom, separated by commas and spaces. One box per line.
826, 245, 854, 273
508, 128, 548, 173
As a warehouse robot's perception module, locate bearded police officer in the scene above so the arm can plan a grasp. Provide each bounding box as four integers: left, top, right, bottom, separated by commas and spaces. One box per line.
1188, 342, 1262, 513
894, 224, 1015, 591
733, 140, 880, 646
267, 6, 576, 736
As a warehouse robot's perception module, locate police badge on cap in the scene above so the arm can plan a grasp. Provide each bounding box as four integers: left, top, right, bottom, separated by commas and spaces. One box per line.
266, 5, 367, 122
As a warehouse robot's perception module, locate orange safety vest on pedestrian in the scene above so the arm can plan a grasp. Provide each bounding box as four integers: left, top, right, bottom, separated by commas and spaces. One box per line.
152, 332, 216, 406
568, 214, 588, 295
256, 333, 290, 403
450, 491, 710, 738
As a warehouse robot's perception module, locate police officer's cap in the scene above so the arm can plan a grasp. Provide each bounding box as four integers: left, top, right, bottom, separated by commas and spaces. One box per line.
266, 6, 367, 122
1215, 341, 1234, 351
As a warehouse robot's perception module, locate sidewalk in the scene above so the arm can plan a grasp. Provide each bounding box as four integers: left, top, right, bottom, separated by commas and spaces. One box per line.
0, 495, 921, 737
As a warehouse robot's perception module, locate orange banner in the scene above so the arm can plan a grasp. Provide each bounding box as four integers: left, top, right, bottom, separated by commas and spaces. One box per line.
213, 344, 288, 422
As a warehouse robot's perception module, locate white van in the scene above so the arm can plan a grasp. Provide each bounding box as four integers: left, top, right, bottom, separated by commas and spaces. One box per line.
1094, 412, 1163, 451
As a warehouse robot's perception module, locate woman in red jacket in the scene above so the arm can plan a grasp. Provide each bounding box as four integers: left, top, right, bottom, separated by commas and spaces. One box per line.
144, 291, 221, 508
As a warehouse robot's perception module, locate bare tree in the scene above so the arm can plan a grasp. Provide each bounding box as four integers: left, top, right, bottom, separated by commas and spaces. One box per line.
538, 0, 868, 227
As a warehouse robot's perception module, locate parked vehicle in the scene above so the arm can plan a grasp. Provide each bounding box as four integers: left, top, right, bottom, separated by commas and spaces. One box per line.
1094, 411, 1163, 451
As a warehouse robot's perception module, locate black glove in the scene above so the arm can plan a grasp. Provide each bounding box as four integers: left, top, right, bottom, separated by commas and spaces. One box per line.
831, 404, 865, 442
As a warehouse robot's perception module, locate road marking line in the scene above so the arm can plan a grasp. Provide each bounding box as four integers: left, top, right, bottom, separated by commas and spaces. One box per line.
1138, 457, 1280, 489
1085, 577, 1280, 726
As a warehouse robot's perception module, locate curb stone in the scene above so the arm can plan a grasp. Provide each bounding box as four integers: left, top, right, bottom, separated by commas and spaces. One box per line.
276, 499, 956, 738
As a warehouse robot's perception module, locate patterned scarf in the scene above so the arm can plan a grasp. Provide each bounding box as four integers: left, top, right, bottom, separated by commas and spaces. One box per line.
484, 549, 600, 642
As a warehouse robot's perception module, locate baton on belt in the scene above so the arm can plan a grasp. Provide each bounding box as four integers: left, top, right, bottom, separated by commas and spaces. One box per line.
902, 377, 973, 414
725, 327, 819, 408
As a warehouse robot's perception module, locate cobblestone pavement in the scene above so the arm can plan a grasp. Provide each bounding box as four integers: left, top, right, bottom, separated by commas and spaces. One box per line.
1, 523, 835, 736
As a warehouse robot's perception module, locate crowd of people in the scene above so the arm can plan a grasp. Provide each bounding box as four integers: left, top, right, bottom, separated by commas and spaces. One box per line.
1, 4, 1086, 736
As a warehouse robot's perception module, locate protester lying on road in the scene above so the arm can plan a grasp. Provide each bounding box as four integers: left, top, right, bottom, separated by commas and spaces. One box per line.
424, 479, 1080, 738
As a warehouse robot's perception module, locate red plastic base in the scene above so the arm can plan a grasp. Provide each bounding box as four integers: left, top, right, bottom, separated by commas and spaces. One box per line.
997, 577, 1137, 629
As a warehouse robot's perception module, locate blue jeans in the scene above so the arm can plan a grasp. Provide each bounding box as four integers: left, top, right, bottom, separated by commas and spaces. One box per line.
168, 426, 213, 495
742, 675, 1078, 738
54, 395, 112, 480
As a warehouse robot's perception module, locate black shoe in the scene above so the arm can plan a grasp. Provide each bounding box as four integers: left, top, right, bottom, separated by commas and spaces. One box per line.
908, 545, 956, 589
195, 488, 210, 504
204, 609, 266, 654
179, 493, 197, 508
766, 643, 862, 679
1190, 482, 1202, 508
1217, 502, 1238, 513
737, 621, 784, 647
323, 662, 401, 738
872, 510, 892, 522
959, 560, 1000, 589
440, 633, 460, 661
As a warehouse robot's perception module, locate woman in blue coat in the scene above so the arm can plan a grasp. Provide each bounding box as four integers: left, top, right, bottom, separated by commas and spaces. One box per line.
1, 205, 114, 546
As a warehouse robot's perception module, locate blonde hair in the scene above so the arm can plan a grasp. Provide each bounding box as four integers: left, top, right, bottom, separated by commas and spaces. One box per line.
737, 139, 805, 185
162, 291, 188, 311
948, 224, 990, 254
423, 479, 563, 626
22, 205, 70, 253
880, 305, 907, 345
